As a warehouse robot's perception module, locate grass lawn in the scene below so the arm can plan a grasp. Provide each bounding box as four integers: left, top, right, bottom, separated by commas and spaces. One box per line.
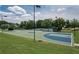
0, 32, 79, 54
62, 28, 79, 43
74, 31, 79, 43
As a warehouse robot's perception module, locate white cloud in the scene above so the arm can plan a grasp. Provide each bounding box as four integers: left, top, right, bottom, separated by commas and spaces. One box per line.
8, 6, 27, 14
0, 5, 33, 23
0, 11, 15, 16
32, 12, 41, 15
51, 9, 55, 12
0, 11, 32, 23
21, 14, 31, 17
57, 8, 66, 12
0, 11, 18, 23
7, 6, 32, 22
35, 12, 41, 16
35, 12, 40, 14
20, 14, 32, 20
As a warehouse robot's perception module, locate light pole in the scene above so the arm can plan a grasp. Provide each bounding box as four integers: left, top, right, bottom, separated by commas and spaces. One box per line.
33, 5, 41, 42
73, 19, 75, 46
33, 5, 35, 42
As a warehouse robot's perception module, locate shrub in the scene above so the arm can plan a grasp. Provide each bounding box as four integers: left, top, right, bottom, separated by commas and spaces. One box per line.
38, 40, 43, 42
8, 24, 15, 31
8, 27, 14, 31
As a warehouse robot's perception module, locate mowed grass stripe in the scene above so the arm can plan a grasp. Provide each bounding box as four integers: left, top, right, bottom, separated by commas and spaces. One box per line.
0, 32, 79, 53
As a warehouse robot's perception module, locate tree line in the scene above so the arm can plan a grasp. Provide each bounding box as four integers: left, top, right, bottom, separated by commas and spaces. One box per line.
0, 17, 79, 31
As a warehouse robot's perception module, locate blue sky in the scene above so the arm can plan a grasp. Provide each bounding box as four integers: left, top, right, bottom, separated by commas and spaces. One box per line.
0, 5, 79, 23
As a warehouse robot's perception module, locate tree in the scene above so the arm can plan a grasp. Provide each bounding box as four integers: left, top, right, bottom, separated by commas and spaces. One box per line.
19, 20, 34, 29
43, 18, 52, 31
0, 20, 8, 27
53, 17, 65, 31
70, 19, 78, 28
19, 21, 27, 29
0, 20, 9, 32
26, 20, 34, 29
65, 20, 70, 28
36, 20, 43, 28
0, 24, 9, 31
8, 24, 16, 31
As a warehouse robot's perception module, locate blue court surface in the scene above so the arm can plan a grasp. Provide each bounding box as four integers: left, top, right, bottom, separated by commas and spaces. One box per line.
4, 30, 73, 46
43, 32, 73, 46
44, 33, 71, 43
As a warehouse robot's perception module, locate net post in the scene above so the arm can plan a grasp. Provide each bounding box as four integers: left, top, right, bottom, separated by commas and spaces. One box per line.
71, 33, 74, 46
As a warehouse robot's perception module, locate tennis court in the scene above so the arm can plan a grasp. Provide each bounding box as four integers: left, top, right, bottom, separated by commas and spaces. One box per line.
4, 30, 73, 46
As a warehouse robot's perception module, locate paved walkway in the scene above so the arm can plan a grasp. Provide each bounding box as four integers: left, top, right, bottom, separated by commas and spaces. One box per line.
74, 43, 79, 46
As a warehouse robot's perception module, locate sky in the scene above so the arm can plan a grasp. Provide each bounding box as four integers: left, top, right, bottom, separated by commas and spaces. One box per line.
0, 5, 79, 23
